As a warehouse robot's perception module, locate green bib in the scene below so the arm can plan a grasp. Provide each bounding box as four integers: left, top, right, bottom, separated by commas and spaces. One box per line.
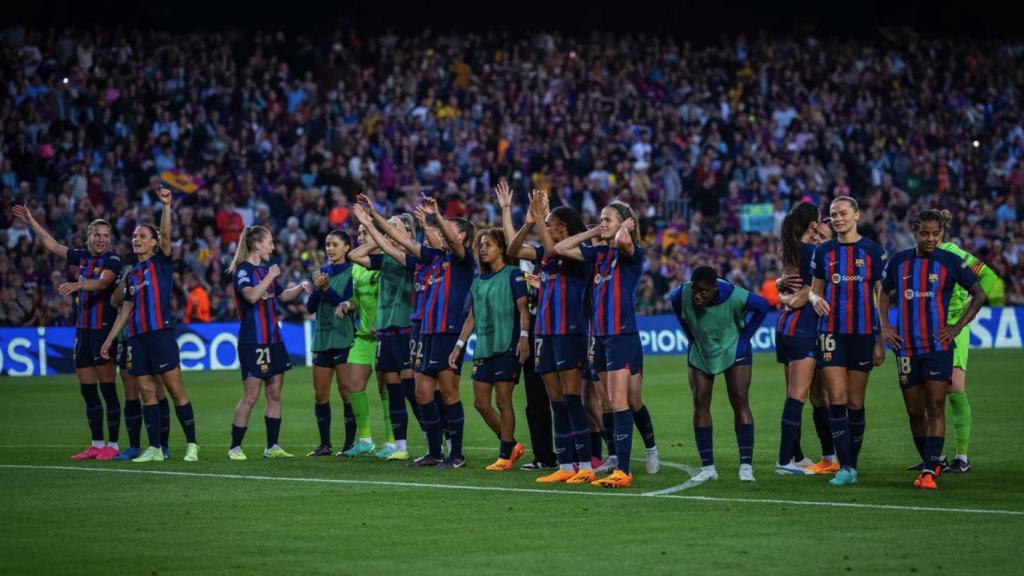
352, 264, 379, 338
312, 266, 354, 351
377, 254, 413, 330
470, 265, 515, 359
679, 282, 750, 375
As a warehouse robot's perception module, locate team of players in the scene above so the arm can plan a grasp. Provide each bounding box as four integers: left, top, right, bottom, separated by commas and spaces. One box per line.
9, 186, 997, 489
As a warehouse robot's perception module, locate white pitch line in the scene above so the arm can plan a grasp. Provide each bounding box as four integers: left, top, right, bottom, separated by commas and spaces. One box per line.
2, 464, 1022, 517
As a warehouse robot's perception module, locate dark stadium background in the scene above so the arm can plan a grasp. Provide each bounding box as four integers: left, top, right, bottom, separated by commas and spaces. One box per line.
5, 0, 1017, 38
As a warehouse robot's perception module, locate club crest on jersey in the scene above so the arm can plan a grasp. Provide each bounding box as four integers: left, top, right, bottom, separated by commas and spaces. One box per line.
823, 352, 832, 362
260, 364, 269, 373
855, 258, 865, 268
929, 273, 938, 283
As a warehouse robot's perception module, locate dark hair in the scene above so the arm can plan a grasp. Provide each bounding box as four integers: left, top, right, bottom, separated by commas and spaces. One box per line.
911, 209, 946, 233
474, 227, 511, 270
136, 223, 159, 238
780, 202, 819, 271
691, 265, 718, 286
451, 217, 476, 247
549, 206, 586, 236
327, 229, 351, 246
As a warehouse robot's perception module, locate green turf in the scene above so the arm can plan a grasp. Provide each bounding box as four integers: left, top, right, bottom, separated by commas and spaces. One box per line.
1, 351, 1022, 575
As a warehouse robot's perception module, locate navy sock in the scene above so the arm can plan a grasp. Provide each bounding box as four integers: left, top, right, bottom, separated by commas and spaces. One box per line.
591, 431, 604, 461
812, 406, 834, 456
793, 426, 805, 463
231, 424, 247, 449
695, 425, 714, 466
612, 410, 634, 474
343, 402, 355, 451
779, 398, 804, 465
387, 383, 409, 441
174, 402, 197, 444
565, 395, 592, 463
142, 403, 161, 448
913, 435, 926, 461
829, 404, 852, 469
265, 416, 281, 449
499, 439, 516, 460
402, 378, 420, 424
925, 436, 945, 473
100, 382, 121, 444
315, 402, 331, 447
80, 384, 104, 442
434, 391, 448, 436
443, 402, 465, 460
849, 407, 865, 469
158, 398, 170, 449
419, 401, 443, 459
632, 404, 656, 449
125, 399, 143, 449
551, 401, 573, 466
736, 423, 754, 465
602, 413, 616, 456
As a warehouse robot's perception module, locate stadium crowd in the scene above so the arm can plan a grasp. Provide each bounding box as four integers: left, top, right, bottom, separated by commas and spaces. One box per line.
2, 26, 1023, 326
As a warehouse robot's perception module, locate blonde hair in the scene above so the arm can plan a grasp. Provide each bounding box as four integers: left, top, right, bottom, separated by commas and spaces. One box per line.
227, 226, 271, 273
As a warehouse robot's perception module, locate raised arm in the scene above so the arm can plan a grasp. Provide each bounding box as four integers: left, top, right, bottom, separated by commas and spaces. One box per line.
10, 205, 69, 260
156, 185, 173, 257
497, 181, 538, 260
357, 194, 424, 260
554, 226, 603, 262
352, 205, 407, 264
525, 189, 554, 256
422, 195, 465, 260
615, 217, 636, 256
418, 206, 445, 250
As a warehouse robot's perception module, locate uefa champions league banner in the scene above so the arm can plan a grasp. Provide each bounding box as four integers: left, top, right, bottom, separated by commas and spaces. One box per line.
3, 307, 1024, 376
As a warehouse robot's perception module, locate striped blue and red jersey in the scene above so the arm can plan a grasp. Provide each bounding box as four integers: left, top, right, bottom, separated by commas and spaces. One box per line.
419, 245, 475, 335
233, 262, 285, 345
777, 242, 819, 338
67, 249, 122, 330
123, 250, 175, 337
579, 245, 646, 336
882, 248, 978, 357
533, 245, 591, 336
811, 237, 886, 335
405, 252, 441, 325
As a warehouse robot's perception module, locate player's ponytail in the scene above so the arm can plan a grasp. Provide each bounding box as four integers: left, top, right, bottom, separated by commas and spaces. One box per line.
451, 217, 476, 248
550, 206, 585, 236
780, 202, 820, 272
940, 209, 954, 241
227, 226, 270, 274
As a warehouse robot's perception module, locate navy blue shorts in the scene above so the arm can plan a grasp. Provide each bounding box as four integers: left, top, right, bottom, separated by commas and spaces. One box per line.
534, 334, 587, 374
127, 330, 180, 377
591, 333, 643, 375
897, 350, 954, 390
115, 338, 129, 370
416, 333, 462, 376
312, 348, 350, 369
472, 351, 521, 384
377, 331, 412, 373
75, 327, 113, 369
816, 333, 876, 372
585, 337, 598, 382
239, 341, 292, 381
776, 334, 817, 364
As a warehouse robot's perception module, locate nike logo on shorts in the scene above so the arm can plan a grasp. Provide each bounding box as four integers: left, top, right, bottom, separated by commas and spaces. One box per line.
859, 361, 871, 366
929, 371, 941, 376
159, 363, 170, 369
556, 360, 566, 366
